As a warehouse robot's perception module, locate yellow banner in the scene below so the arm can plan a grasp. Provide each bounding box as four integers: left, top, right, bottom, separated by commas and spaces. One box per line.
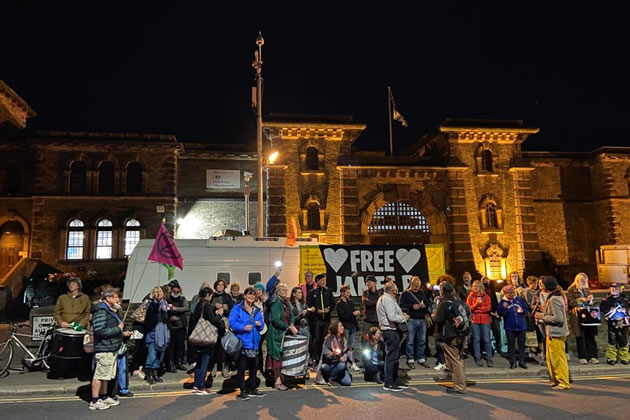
299, 245, 327, 284
425, 244, 446, 284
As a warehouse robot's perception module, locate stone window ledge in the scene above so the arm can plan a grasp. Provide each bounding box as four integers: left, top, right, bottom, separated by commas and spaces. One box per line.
59, 258, 128, 264
481, 228, 504, 234
300, 171, 325, 176
476, 172, 499, 178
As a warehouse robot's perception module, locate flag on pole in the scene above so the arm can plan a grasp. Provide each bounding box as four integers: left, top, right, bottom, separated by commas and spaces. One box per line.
148, 224, 184, 275
287, 216, 298, 247
390, 89, 409, 127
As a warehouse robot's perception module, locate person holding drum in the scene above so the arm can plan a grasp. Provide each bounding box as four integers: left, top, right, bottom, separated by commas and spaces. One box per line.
567, 273, 599, 364
267, 283, 297, 391
599, 283, 630, 365
54, 276, 91, 329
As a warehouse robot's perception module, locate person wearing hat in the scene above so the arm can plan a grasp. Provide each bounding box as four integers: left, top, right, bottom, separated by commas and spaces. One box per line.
54, 276, 91, 329
165, 280, 189, 373
599, 283, 630, 365
535, 276, 570, 390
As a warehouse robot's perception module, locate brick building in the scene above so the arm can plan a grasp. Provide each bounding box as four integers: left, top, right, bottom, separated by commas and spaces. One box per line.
1, 81, 629, 285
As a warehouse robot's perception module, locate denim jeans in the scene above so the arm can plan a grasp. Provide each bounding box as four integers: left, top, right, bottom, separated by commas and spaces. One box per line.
345, 327, 356, 362
194, 350, 213, 389
471, 323, 493, 361
146, 342, 166, 369
321, 362, 352, 386
406, 318, 427, 362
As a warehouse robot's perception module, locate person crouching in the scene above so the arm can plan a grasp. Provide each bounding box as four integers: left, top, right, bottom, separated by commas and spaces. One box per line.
362, 326, 385, 384
317, 320, 352, 387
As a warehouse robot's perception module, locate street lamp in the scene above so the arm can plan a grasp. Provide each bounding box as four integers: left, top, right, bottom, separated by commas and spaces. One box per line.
243, 171, 253, 235
252, 31, 264, 237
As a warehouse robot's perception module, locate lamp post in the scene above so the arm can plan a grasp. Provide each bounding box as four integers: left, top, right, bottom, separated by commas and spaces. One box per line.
252, 31, 264, 237
243, 172, 252, 235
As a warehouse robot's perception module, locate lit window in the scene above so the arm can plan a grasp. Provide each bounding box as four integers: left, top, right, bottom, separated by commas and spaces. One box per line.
70, 161, 87, 193
96, 219, 113, 259
98, 162, 115, 194
368, 202, 431, 234
485, 202, 498, 228
124, 218, 141, 256
66, 219, 84, 260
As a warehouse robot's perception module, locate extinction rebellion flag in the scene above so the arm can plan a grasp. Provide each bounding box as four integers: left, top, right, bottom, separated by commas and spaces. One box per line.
319, 245, 429, 297
148, 223, 184, 279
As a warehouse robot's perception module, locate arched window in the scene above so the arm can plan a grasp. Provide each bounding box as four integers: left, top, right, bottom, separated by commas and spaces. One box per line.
307, 204, 321, 230
126, 162, 142, 193
96, 219, 113, 259
124, 218, 141, 256
69, 161, 87, 193
66, 219, 84, 260
481, 149, 493, 172
4, 161, 21, 194
368, 202, 431, 234
305, 146, 319, 171
98, 161, 115, 194
485, 202, 499, 229
479, 195, 503, 231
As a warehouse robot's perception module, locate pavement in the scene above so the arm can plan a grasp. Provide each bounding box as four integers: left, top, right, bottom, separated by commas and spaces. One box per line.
2, 376, 630, 420
1, 350, 629, 397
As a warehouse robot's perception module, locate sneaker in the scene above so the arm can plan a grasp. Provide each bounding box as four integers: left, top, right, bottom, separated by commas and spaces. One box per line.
383, 384, 403, 392
249, 390, 266, 398
486, 359, 493, 368
351, 364, 361, 372
589, 358, 599, 364
192, 387, 212, 395
566, 353, 571, 361
475, 359, 484, 367
237, 392, 250, 401
621, 360, 630, 365
89, 400, 110, 411
327, 380, 340, 388
434, 363, 446, 371
396, 382, 410, 389
607, 360, 616, 365
518, 362, 528, 369
578, 359, 588, 365
406, 360, 416, 369
118, 392, 134, 397
445, 387, 467, 394
103, 397, 120, 407
418, 361, 431, 369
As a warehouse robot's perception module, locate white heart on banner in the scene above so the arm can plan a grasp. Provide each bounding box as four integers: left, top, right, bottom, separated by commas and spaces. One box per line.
323, 248, 349, 272
396, 248, 421, 273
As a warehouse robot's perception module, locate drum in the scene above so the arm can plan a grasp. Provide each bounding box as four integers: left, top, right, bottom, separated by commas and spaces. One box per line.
577, 306, 601, 326
604, 305, 630, 327
50, 328, 86, 359
281, 334, 309, 377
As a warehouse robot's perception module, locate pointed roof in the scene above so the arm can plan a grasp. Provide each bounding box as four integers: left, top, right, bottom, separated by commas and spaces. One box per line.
0, 80, 37, 129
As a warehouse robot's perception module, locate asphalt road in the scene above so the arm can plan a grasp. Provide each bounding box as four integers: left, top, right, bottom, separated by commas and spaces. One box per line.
1, 375, 629, 420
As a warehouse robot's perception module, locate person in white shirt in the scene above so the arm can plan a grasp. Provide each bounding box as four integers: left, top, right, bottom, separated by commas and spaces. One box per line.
376, 281, 409, 392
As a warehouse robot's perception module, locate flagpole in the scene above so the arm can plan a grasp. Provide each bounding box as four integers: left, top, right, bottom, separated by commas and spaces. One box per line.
387, 86, 393, 156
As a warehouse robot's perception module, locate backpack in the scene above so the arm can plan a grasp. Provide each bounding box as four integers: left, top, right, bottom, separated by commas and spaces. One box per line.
447, 298, 471, 335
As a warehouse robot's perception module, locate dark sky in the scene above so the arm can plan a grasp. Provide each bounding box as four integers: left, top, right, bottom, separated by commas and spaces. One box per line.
2, 2, 628, 152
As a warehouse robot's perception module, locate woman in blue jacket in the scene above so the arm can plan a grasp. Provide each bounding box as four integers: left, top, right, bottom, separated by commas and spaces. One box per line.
228, 287, 266, 401
497, 285, 529, 369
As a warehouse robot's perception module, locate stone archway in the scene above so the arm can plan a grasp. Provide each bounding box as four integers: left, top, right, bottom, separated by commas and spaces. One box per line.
360, 189, 448, 245
0, 214, 30, 278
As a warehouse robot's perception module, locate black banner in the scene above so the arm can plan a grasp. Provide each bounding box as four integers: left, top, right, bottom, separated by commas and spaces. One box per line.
319, 245, 429, 297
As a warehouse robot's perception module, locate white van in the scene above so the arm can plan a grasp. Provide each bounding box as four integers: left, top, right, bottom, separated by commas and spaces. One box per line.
123, 236, 316, 303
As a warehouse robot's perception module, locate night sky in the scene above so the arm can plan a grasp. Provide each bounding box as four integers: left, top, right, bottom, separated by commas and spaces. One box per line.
2, 2, 628, 152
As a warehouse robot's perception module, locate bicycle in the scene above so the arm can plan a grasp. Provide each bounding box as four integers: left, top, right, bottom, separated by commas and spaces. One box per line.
0, 322, 55, 376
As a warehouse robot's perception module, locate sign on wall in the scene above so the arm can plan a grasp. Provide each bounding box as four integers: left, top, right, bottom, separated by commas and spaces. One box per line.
319, 245, 429, 297
299, 245, 327, 284
206, 170, 241, 189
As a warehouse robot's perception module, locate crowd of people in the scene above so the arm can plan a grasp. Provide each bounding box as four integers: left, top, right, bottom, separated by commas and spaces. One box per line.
50, 268, 630, 410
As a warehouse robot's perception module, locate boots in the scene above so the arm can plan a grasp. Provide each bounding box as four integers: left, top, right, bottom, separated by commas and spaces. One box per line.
145, 368, 156, 385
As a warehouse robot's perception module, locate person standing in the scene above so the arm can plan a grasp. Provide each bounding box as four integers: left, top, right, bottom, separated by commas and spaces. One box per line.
299, 270, 317, 298
166, 280, 189, 372
144, 286, 173, 384
457, 272, 473, 302
307, 274, 334, 365
535, 276, 570, 390
190, 287, 224, 395
434, 281, 468, 394
267, 283, 297, 391
567, 273, 599, 364
497, 285, 529, 369
54, 276, 91, 329
335, 284, 361, 371
210, 279, 235, 378
89, 288, 129, 410
229, 287, 267, 401
482, 277, 504, 357
376, 281, 409, 392
399, 276, 431, 369
230, 283, 244, 304
599, 283, 630, 365
362, 276, 380, 340
466, 280, 494, 367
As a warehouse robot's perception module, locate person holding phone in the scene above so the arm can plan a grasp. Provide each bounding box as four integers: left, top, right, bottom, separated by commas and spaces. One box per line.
466, 280, 494, 367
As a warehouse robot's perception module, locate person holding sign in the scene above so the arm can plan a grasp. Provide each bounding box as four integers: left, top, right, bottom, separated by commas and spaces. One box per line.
307, 274, 334, 365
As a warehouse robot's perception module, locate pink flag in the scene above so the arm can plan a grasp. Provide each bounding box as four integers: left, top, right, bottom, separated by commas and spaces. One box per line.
148, 224, 183, 270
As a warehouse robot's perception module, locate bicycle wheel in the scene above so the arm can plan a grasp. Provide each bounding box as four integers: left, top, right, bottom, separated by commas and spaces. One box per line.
0, 341, 13, 376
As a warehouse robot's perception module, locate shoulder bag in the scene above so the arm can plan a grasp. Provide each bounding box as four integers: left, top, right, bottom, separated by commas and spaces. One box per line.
189, 302, 219, 347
